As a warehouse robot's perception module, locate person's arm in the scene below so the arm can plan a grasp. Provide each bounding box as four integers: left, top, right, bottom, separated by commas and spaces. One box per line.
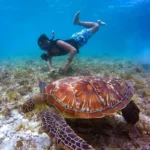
41, 53, 54, 72
47, 52, 56, 73
46, 56, 53, 71
57, 40, 77, 73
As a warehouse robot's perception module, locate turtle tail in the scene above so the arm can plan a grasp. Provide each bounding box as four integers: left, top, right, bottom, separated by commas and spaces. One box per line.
40, 111, 94, 150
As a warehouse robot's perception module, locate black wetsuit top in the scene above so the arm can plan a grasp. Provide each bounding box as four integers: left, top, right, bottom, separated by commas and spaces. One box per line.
47, 39, 79, 57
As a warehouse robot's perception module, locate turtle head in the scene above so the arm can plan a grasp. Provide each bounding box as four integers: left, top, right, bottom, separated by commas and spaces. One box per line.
22, 98, 35, 113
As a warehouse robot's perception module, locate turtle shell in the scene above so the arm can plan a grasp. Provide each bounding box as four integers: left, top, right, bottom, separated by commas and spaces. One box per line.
44, 76, 134, 118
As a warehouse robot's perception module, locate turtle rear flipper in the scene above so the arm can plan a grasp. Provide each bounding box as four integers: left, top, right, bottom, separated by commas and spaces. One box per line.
121, 101, 140, 125
40, 111, 94, 150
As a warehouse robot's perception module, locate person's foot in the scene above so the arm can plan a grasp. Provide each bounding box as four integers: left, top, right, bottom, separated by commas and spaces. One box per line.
97, 20, 107, 26
73, 11, 80, 25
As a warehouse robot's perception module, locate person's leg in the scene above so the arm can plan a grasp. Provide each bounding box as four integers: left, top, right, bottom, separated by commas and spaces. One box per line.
73, 11, 106, 34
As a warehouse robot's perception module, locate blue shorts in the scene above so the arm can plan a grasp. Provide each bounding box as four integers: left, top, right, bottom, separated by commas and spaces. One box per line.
71, 29, 92, 47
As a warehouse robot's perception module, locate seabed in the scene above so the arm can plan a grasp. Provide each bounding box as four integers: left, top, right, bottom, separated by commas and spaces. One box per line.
0, 56, 150, 150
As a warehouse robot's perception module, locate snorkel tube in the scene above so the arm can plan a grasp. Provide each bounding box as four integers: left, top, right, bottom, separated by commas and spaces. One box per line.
48, 30, 55, 73
51, 30, 55, 40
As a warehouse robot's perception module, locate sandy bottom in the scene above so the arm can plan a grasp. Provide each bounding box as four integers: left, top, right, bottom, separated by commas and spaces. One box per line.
0, 56, 150, 150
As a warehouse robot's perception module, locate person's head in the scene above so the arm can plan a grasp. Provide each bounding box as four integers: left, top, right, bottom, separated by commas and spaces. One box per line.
38, 34, 52, 51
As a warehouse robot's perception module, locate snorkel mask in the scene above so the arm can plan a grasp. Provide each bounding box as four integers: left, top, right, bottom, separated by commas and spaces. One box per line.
38, 31, 55, 51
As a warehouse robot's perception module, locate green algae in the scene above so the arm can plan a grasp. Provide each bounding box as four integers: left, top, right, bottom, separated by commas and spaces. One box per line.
5, 90, 21, 102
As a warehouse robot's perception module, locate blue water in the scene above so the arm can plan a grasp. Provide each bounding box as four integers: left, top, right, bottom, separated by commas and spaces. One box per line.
1, 0, 150, 63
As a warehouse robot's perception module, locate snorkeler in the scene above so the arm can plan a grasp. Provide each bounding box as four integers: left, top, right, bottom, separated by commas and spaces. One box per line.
38, 11, 106, 74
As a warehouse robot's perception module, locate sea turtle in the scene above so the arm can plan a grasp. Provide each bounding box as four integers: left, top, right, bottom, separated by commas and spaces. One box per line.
22, 76, 140, 150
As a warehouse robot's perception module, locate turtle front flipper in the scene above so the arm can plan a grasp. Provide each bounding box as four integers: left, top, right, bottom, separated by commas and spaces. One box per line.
40, 111, 94, 150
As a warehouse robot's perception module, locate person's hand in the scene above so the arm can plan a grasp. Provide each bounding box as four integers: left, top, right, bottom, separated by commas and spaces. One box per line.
50, 69, 56, 73
61, 61, 70, 74
41, 53, 48, 61
48, 69, 56, 76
